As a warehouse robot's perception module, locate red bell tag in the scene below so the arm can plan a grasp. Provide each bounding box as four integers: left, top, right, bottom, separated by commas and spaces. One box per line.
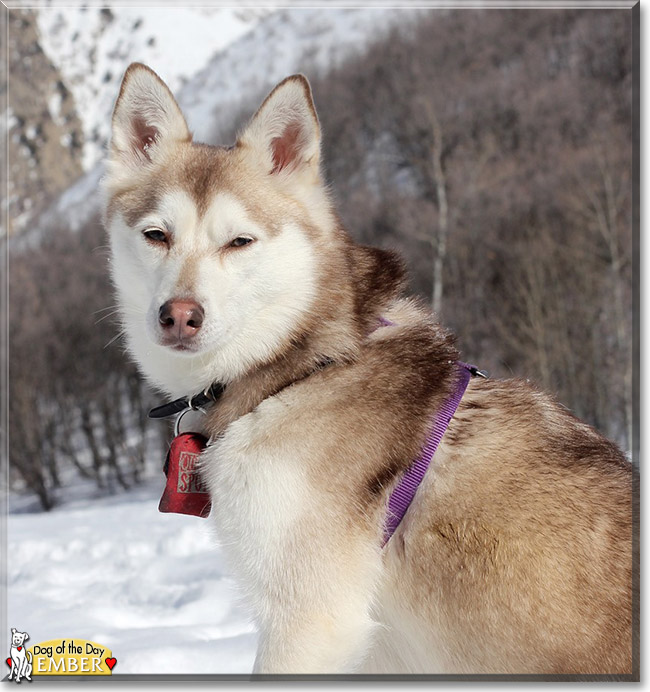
159, 432, 212, 518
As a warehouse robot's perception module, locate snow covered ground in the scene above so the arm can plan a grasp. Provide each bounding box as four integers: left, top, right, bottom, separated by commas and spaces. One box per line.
7, 477, 257, 676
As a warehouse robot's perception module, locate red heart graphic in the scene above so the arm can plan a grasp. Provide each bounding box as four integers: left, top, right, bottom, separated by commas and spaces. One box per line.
17, 647, 22, 652
5, 657, 11, 668
105, 657, 117, 671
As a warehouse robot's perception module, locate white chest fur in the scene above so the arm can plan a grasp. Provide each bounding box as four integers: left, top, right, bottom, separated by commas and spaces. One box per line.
200, 401, 311, 618
198, 398, 383, 674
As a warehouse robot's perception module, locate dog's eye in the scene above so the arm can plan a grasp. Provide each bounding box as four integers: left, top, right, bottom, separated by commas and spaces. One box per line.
143, 229, 168, 244
229, 236, 253, 248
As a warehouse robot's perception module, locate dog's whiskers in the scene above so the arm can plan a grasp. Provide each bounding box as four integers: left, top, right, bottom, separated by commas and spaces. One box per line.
103, 329, 126, 350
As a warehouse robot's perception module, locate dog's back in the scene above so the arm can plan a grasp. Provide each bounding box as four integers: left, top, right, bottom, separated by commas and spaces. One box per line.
368, 375, 632, 674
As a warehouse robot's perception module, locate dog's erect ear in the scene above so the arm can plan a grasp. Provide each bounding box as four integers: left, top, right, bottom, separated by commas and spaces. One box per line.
109, 63, 190, 172
238, 75, 321, 178
11, 628, 16, 635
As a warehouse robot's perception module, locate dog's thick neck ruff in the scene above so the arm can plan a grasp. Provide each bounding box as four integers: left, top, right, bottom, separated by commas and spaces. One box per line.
151, 309, 484, 544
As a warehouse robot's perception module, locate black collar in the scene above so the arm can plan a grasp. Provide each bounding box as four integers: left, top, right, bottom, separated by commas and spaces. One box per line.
148, 357, 337, 421
148, 382, 225, 419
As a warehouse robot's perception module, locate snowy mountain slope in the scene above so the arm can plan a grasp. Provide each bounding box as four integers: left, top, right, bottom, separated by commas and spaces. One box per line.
35, 6, 274, 170
179, 7, 426, 143
33, 6, 425, 235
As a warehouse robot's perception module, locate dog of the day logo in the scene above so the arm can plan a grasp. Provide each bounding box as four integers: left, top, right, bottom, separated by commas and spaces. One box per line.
6, 630, 117, 679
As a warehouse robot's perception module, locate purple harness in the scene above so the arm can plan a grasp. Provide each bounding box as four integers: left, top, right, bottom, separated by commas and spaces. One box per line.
382, 361, 475, 546
376, 318, 479, 546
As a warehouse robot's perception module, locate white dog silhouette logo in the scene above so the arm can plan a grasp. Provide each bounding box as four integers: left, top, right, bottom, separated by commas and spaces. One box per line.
7, 629, 32, 683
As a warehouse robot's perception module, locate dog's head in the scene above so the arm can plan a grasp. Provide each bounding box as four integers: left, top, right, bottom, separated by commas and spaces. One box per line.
11, 629, 29, 648
103, 64, 343, 396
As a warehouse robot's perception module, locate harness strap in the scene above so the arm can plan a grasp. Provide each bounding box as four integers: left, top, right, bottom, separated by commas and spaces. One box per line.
382, 361, 477, 546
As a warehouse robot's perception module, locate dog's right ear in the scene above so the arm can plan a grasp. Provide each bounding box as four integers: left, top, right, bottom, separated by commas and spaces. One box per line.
108, 63, 190, 177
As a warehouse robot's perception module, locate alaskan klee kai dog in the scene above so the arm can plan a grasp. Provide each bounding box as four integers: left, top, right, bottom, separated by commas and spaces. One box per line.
104, 63, 634, 675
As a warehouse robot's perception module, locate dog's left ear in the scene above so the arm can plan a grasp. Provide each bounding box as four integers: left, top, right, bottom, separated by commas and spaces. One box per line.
238, 75, 321, 179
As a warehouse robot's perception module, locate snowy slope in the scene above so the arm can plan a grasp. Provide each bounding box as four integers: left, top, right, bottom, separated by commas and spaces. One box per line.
8, 478, 257, 675
36, 5, 274, 170
180, 7, 425, 143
